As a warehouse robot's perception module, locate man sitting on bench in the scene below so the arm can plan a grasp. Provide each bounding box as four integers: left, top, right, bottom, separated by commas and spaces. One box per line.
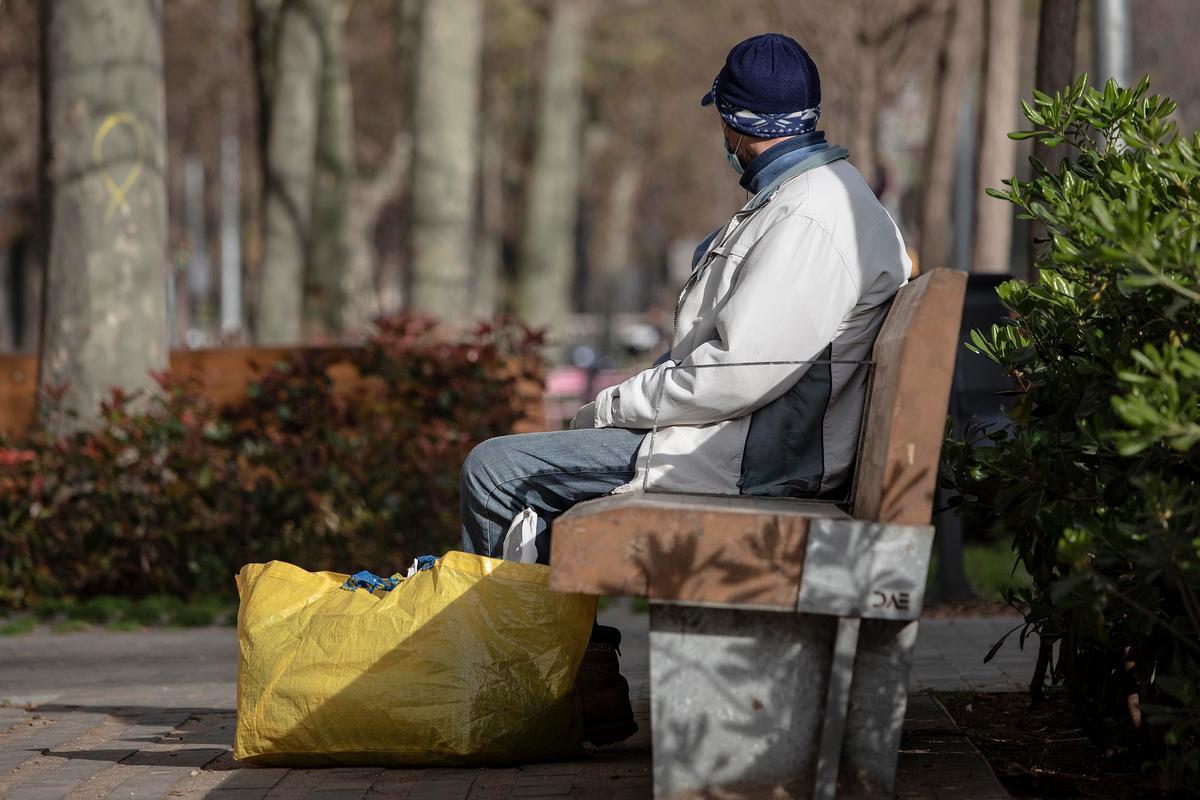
459, 33, 911, 747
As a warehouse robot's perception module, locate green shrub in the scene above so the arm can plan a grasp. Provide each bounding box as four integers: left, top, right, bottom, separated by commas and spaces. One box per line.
0, 316, 543, 608
31, 597, 74, 621
170, 603, 218, 628
0, 617, 35, 636
128, 595, 181, 626
944, 76, 1200, 788
76, 596, 133, 624
105, 619, 142, 632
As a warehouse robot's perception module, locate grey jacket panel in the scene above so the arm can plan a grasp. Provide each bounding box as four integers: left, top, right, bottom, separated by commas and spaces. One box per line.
736, 295, 889, 500
738, 344, 833, 497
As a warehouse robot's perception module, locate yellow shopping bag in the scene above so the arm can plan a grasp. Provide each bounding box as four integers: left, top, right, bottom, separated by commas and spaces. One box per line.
233, 551, 596, 767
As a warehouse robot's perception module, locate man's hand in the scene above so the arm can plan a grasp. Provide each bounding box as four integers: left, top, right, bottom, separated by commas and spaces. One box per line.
570, 401, 597, 430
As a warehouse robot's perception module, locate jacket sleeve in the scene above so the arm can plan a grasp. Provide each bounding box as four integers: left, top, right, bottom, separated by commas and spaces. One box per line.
594, 213, 860, 429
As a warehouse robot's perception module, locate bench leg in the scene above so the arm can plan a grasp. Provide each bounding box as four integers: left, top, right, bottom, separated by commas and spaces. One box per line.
648, 605, 918, 799
839, 619, 919, 797
814, 616, 860, 800
648, 603, 836, 798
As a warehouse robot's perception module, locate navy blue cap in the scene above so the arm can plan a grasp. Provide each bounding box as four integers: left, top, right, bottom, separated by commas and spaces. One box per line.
701, 34, 822, 137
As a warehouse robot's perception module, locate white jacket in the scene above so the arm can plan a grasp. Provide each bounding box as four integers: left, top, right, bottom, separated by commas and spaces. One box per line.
593, 155, 911, 496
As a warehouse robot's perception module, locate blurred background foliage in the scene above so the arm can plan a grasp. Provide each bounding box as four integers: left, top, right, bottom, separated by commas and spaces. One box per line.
0, 317, 542, 607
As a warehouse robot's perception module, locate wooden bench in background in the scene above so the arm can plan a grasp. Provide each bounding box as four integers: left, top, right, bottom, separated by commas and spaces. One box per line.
550, 268, 968, 799
0, 347, 546, 438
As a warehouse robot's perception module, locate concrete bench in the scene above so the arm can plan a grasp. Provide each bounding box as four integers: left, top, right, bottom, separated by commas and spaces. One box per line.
550, 268, 967, 799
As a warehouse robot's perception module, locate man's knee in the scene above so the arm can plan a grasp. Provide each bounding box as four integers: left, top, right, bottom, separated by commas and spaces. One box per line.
460, 436, 510, 499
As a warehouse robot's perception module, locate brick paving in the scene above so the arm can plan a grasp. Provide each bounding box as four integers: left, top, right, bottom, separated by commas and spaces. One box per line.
896, 694, 1009, 800
0, 607, 1026, 798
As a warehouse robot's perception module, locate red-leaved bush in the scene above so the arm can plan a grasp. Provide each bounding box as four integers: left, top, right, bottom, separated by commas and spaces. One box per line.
0, 317, 543, 608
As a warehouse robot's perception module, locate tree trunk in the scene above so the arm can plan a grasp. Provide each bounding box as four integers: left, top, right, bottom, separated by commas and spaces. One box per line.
513, 0, 591, 331
376, 0, 421, 316
407, 0, 482, 321
0, 248, 13, 351
1093, 0, 1131, 88
219, 0, 244, 341
306, 0, 355, 340
851, 23, 880, 191
184, 154, 212, 344
929, 484, 978, 602
395, 0, 421, 127
345, 132, 410, 336
474, 121, 504, 319
256, 0, 321, 344
972, 0, 1022, 275
473, 56, 507, 320
595, 156, 641, 352
1028, 0, 1078, 277
252, 0, 284, 157
919, 0, 980, 273
20, 242, 40, 353
38, 0, 169, 432
1034, 0, 1079, 132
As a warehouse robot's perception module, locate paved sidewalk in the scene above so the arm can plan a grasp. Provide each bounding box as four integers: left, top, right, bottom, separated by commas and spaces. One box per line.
911, 616, 1037, 693
0, 609, 1027, 799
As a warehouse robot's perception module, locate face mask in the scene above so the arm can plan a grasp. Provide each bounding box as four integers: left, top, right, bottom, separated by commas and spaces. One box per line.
723, 123, 744, 175
725, 147, 744, 175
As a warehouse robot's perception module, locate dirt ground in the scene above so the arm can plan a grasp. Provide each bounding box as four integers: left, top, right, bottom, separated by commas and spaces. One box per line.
938, 691, 1175, 799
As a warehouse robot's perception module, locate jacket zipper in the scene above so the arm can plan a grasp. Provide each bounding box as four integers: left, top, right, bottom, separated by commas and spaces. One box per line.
672, 210, 748, 333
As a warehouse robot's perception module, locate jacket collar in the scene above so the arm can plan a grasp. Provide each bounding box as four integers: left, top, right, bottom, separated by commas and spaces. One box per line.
739, 130, 829, 193
690, 136, 849, 268
747, 144, 849, 210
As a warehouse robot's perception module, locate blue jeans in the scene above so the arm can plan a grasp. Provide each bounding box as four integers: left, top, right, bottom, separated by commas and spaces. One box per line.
459, 427, 648, 562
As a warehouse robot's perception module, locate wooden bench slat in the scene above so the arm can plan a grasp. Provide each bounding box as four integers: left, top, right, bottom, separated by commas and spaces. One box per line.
557, 491, 849, 518
549, 495, 848, 609
850, 268, 967, 524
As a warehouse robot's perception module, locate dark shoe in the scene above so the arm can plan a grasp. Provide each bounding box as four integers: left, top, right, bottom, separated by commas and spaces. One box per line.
576, 623, 638, 746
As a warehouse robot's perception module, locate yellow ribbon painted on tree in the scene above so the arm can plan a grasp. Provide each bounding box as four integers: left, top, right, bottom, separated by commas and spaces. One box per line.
92, 112, 146, 222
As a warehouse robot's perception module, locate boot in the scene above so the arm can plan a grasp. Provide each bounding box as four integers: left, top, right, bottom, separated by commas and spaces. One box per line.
576, 623, 638, 746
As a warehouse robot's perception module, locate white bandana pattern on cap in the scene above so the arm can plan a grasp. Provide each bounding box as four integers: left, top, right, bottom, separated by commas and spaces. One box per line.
711, 77, 821, 137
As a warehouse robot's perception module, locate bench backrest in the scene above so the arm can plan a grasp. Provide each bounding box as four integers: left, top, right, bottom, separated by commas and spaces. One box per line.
849, 267, 967, 525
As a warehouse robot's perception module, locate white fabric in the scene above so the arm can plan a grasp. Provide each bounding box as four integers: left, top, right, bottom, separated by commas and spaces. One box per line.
593, 158, 911, 494
501, 507, 540, 563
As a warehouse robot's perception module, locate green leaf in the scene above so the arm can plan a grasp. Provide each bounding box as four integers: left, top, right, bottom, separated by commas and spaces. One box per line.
1089, 195, 1117, 233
